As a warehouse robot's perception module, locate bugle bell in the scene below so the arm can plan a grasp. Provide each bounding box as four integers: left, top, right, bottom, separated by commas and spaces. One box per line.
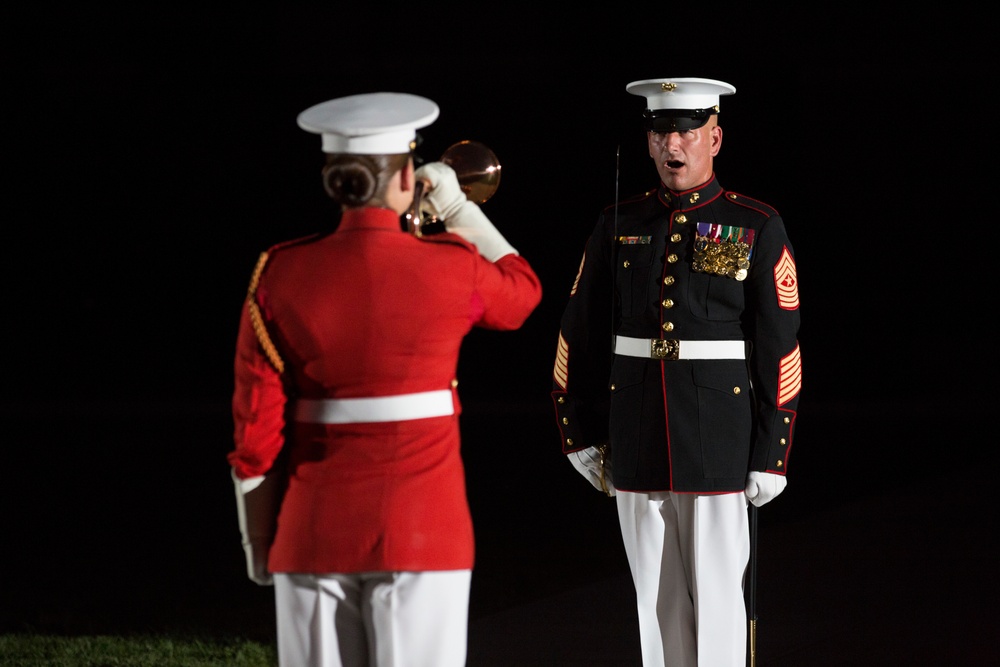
405, 140, 501, 237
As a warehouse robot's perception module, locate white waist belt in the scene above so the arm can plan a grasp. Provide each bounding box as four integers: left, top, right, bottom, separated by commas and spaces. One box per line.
614, 336, 745, 360
293, 390, 454, 424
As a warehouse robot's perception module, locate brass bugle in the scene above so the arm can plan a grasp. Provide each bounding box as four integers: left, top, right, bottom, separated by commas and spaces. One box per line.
405, 140, 501, 237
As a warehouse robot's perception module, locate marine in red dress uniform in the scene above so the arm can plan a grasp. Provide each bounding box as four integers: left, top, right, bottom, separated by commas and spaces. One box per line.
227, 92, 541, 667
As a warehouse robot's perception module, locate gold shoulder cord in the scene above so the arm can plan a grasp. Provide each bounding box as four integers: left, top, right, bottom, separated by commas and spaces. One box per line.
246, 251, 285, 374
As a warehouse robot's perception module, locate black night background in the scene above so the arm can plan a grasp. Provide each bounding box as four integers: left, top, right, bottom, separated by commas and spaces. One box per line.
3, 5, 996, 665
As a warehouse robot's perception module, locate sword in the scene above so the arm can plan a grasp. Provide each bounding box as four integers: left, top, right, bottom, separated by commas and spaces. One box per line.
748, 503, 758, 667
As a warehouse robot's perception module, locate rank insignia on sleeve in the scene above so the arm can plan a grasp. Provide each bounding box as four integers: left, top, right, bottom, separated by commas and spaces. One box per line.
773, 246, 799, 310
618, 235, 651, 244
691, 222, 755, 281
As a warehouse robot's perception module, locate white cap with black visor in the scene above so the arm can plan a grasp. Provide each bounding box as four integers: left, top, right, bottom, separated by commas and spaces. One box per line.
626, 77, 736, 132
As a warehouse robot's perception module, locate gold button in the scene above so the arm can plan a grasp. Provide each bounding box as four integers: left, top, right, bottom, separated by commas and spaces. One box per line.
663, 275, 675, 286
783, 417, 790, 424
776, 460, 783, 468
780, 438, 786, 445
667, 253, 678, 263
670, 233, 681, 243
557, 396, 565, 404
567, 438, 574, 446
662, 322, 674, 332
623, 260, 630, 268
676, 214, 688, 224
728, 193, 737, 200
562, 417, 569, 425
661, 299, 674, 308
733, 386, 741, 395
451, 379, 459, 388
610, 384, 616, 391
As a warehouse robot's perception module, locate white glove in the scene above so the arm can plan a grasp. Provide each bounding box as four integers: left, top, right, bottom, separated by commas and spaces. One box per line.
232, 470, 278, 586
568, 446, 615, 497
414, 162, 517, 262
744, 471, 787, 507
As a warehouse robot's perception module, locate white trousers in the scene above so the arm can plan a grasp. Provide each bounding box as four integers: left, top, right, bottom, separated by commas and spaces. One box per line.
273, 570, 472, 667
617, 491, 750, 667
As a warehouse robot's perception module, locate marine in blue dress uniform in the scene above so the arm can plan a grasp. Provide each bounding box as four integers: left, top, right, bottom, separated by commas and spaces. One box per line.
551, 78, 802, 667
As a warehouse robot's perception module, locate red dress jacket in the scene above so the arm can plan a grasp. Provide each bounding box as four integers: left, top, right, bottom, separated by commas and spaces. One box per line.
228, 207, 541, 573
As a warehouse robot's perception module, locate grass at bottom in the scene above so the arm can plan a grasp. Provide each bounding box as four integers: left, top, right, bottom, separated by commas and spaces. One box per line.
0, 633, 277, 667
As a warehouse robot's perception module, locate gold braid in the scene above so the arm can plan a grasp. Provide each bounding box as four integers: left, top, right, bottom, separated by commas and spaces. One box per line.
246, 251, 285, 374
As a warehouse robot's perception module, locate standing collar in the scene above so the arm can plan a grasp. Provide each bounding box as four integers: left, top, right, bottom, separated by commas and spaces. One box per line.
338, 206, 404, 231
657, 174, 723, 211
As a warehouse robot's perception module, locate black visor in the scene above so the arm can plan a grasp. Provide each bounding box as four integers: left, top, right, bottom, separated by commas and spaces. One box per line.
642, 107, 718, 132
410, 132, 426, 165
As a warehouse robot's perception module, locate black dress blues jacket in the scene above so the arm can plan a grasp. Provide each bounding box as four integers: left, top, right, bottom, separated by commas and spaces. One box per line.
552, 175, 802, 493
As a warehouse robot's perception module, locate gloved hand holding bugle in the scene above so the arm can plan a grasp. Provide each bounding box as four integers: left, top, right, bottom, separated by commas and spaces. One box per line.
414, 162, 517, 262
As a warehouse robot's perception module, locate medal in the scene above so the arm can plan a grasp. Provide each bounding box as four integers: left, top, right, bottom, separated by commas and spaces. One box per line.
692, 222, 755, 281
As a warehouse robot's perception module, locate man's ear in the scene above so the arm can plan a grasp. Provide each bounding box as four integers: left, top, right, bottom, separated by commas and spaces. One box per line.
710, 125, 723, 157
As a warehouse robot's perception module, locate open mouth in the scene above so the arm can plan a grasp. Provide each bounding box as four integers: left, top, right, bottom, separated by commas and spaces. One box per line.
666, 160, 684, 169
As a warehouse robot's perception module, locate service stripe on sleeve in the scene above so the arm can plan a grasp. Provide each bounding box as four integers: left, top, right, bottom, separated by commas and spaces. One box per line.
553, 332, 570, 390
777, 343, 802, 407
